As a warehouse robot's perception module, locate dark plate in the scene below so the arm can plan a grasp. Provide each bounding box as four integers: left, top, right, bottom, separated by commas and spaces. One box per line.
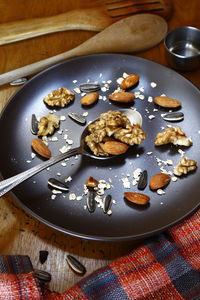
0, 54, 200, 241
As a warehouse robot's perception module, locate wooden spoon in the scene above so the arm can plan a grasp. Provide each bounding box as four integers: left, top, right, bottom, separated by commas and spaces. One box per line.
0, 14, 167, 86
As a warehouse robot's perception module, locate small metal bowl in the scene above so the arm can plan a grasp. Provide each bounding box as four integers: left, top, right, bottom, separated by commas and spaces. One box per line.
164, 26, 200, 71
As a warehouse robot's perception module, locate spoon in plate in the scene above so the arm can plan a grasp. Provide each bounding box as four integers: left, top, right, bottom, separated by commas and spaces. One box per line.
0, 110, 142, 197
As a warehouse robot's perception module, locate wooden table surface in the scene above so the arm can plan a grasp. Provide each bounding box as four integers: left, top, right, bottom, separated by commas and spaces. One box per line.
0, 0, 200, 294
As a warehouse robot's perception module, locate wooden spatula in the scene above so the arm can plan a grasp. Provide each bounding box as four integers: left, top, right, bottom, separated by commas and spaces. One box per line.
0, 14, 168, 86
0, 0, 172, 45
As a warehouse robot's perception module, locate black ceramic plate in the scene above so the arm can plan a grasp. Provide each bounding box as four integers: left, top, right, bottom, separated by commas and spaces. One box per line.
0, 54, 200, 241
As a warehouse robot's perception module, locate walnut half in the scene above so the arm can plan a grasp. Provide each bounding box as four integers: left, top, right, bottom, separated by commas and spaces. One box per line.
155, 126, 192, 147
174, 157, 197, 176
43, 87, 74, 107
38, 114, 60, 136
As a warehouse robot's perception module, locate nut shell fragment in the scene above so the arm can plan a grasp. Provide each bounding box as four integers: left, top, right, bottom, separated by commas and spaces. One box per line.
124, 192, 150, 205
149, 173, 170, 190
154, 96, 182, 108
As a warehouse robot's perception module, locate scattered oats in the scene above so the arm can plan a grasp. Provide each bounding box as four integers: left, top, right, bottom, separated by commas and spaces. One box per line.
121, 178, 130, 189
145, 108, 149, 113
82, 112, 88, 117
139, 87, 144, 92
42, 136, 48, 142
26, 160, 31, 163
49, 110, 54, 114
151, 82, 157, 88
102, 80, 106, 84
130, 107, 136, 111
63, 195, 66, 198
101, 86, 107, 92
116, 77, 124, 85
52, 189, 62, 194
61, 162, 67, 167
126, 173, 130, 177
51, 195, 56, 200
74, 87, 81, 94
134, 91, 140, 98
109, 168, 112, 170
114, 175, 118, 178
81, 92, 86, 96
167, 124, 172, 127
112, 199, 116, 204
133, 168, 141, 181
58, 129, 63, 135
198, 130, 200, 134
65, 176, 72, 182
99, 73, 103, 78
33, 181, 36, 184
148, 96, 153, 102
153, 108, 158, 112
64, 134, 68, 140
46, 167, 50, 171
178, 149, 185, 156
74, 155, 79, 160
65, 129, 68, 132
160, 202, 163, 205
65, 158, 69, 161
123, 72, 129, 78
103, 96, 107, 101
84, 205, 87, 210
157, 189, 165, 195
31, 152, 36, 159
69, 193, 76, 200
172, 176, 178, 182
97, 189, 105, 196
87, 79, 90, 83
161, 126, 165, 130
59, 145, 71, 153
99, 95, 103, 99
160, 93, 166, 97
57, 172, 61, 176
66, 139, 73, 145
60, 115, 66, 121
73, 80, 77, 83
108, 178, 112, 183
104, 83, 109, 89
166, 159, 173, 165
139, 94, 145, 100
147, 151, 153, 155
76, 196, 83, 201
148, 115, 155, 120
51, 136, 58, 141
107, 80, 112, 84
136, 154, 140, 158
132, 179, 137, 186
94, 81, 98, 84
107, 210, 112, 215
160, 166, 168, 174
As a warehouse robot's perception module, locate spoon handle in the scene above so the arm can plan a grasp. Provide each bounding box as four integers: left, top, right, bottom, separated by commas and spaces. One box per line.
0, 147, 80, 197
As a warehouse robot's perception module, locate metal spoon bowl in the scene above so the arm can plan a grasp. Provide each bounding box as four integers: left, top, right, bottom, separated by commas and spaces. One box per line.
0, 109, 142, 197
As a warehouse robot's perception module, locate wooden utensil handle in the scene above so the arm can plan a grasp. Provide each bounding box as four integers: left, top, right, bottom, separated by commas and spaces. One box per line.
0, 8, 110, 46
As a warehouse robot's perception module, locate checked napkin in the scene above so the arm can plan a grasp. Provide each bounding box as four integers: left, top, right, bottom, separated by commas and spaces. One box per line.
0, 209, 199, 299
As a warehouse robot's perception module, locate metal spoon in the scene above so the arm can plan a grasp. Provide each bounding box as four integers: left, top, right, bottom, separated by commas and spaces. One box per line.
0, 110, 142, 197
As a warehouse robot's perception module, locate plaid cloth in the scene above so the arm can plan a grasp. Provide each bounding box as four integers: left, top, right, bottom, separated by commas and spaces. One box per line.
0, 209, 199, 300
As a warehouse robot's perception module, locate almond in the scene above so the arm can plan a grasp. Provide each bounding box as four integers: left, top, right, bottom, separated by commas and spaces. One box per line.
154, 96, 182, 108
120, 74, 139, 90
81, 92, 98, 105
149, 173, 171, 190
124, 192, 150, 205
31, 138, 51, 158
109, 91, 135, 103
103, 140, 129, 155
86, 176, 98, 188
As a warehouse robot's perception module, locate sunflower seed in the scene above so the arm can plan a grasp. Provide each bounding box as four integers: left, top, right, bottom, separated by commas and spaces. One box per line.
86, 190, 96, 213
80, 83, 100, 92
48, 178, 69, 192
34, 269, 51, 282
39, 250, 49, 264
31, 114, 38, 135
68, 112, 86, 124
103, 194, 112, 213
137, 170, 148, 190
66, 255, 86, 275
10, 77, 27, 86
162, 112, 184, 122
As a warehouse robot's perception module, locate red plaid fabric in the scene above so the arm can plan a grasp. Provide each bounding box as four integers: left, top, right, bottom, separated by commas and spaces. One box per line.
0, 209, 199, 299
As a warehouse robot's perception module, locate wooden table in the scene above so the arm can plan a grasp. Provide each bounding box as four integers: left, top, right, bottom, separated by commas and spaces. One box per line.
0, 0, 200, 293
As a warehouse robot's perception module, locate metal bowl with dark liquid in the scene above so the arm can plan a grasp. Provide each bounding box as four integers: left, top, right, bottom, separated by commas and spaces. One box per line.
164, 26, 200, 71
